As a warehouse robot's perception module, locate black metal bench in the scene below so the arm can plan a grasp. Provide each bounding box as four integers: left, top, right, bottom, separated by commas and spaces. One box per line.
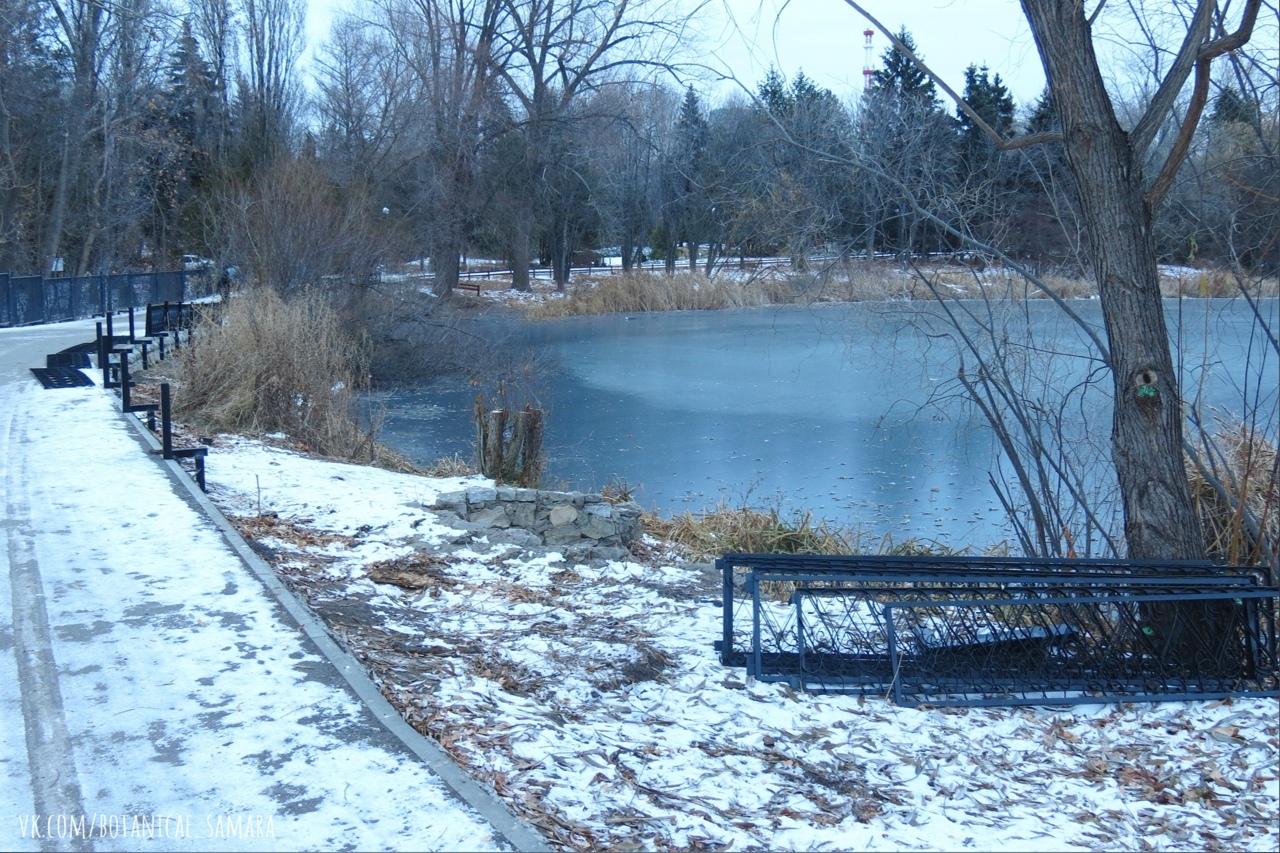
159, 383, 207, 491
144, 301, 195, 360
717, 553, 1279, 706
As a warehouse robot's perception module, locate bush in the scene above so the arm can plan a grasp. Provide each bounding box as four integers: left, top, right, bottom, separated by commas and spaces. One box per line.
174, 288, 396, 464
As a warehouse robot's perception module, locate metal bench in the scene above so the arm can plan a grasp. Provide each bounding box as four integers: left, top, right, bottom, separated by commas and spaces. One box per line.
159, 383, 207, 491
144, 301, 196, 359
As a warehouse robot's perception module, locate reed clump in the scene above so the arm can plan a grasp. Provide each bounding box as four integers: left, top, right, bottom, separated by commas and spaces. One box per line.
1187, 423, 1279, 572
525, 271, 795, 318
174, 287, 404, 466
641, 502, 973, 561
420, 452, 478, 477
642, 504, 852, 560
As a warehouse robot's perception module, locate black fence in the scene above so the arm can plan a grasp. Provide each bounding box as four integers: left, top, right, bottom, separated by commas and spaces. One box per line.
0, 269, 212, 327
717, 554, 1280, 707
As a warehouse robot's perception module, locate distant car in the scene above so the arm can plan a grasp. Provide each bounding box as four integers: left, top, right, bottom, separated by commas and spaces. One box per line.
182, 254, 212, 270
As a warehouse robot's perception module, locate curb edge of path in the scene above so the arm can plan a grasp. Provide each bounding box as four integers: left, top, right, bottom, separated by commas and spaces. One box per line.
117, 408, 552, 853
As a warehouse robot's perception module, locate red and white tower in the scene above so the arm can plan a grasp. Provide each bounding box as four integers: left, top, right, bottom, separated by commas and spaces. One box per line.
863, 29, 875, 91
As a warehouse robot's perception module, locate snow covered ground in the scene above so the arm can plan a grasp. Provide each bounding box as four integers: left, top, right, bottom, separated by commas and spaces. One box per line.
201, 434, 1279, 852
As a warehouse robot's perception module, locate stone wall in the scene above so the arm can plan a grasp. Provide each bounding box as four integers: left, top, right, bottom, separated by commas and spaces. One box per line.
431, 486, 643, 559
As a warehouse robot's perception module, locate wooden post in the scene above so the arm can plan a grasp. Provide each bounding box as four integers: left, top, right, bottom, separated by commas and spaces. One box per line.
518, 406, 544, 487
484, 409, 507, 479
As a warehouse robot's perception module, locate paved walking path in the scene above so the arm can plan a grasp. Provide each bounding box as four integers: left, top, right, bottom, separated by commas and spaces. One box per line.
0, 318, 543, 852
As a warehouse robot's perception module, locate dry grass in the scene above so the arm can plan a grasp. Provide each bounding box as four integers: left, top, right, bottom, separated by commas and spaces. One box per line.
642, 505, 853, 560
525, 271, 796, 318
419, 452, 478, 477
1188, 423, 1279, 571
1158, 267, 1280, 298
174, 287, 405, 466
518, 262, 1276, 319
640, 502, 968, 561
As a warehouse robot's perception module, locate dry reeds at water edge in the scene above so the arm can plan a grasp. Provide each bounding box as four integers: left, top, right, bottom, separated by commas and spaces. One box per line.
1187, 423, 1280, 574
525, 271, 795, 317
642, 503, 967, 562
171, 287, 411, 468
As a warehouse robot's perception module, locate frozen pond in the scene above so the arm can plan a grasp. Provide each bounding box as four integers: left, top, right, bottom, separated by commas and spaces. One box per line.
375, 298, 1276, 549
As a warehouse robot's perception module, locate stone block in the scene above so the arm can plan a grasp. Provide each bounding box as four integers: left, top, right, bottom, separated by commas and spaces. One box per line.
549, 505, 578, 527
496, 486, 518, 501
487, 529, 542, 548
508, 502, 537, 529
471, 505, 511, 528
433, 491, 469, 515
468, 486, 498, 504
543, 525, 583, 546
579, 514, 617, 540
512, 488, 538, 502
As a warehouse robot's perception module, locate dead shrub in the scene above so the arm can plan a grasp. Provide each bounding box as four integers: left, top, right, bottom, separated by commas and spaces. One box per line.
174, 287, 390, 463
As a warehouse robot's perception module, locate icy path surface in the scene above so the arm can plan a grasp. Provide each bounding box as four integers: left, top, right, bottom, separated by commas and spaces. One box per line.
0, 320, 509, 852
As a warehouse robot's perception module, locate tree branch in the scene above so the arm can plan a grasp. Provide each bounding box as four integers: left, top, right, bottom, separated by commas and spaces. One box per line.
1145, 55, 1211, 208
1130, 0, 1260, 159
1129, 0, 1214, 158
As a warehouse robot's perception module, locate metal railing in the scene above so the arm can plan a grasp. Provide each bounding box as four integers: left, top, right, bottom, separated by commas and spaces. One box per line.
1, 269, 212, 327
717, 553, 1279, 706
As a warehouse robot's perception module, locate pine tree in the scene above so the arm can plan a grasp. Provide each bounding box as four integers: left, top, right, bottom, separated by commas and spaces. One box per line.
1026, 86, 1058, 133
958, 65, 1014, 145
660, 86, 710, 270
757, 68, 792, 118
870, 28, 938, 106
1211, 86, 1257, 126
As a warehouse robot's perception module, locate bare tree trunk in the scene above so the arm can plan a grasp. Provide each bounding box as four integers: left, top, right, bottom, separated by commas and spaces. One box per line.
510, 204, 532, 291
44, 1, 106, 271
1020, 0, 1203, 559
432, 235, 460, 300
0, 91, 17, 273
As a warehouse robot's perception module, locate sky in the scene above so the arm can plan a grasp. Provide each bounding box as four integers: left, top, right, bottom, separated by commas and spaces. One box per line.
302, 0, 1050, 111
701, 0, 1046, 106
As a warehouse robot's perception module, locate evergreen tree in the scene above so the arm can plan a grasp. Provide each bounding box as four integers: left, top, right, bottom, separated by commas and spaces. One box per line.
757, 68, 792, 117
1211, 86, 1258, 126
870, 28, 938, 106
1026, 86, 1058, 133
666, 86, 709, 269
958, 64, 1014, 147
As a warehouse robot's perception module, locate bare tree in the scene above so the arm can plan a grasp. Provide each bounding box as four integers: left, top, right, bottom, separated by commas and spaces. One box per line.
488, 0, 693, 290
238, 0, 303, 164
845, 0, 1265, 561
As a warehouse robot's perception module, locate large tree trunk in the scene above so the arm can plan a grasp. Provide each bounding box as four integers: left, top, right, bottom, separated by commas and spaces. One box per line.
1021, 0, 1204, 559
510, 204, 532, 292
431, 235, 460, 301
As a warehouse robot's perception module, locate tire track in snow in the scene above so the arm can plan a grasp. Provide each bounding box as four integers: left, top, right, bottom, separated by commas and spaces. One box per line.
3, 402, 91, 852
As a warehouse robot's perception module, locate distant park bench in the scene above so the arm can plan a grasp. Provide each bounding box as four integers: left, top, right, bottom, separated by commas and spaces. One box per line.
716, 553, 1278, 707
145, 301, 196, 359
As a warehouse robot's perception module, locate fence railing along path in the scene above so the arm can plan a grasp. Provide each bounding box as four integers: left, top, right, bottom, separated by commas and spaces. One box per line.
1, 269, 212, 327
